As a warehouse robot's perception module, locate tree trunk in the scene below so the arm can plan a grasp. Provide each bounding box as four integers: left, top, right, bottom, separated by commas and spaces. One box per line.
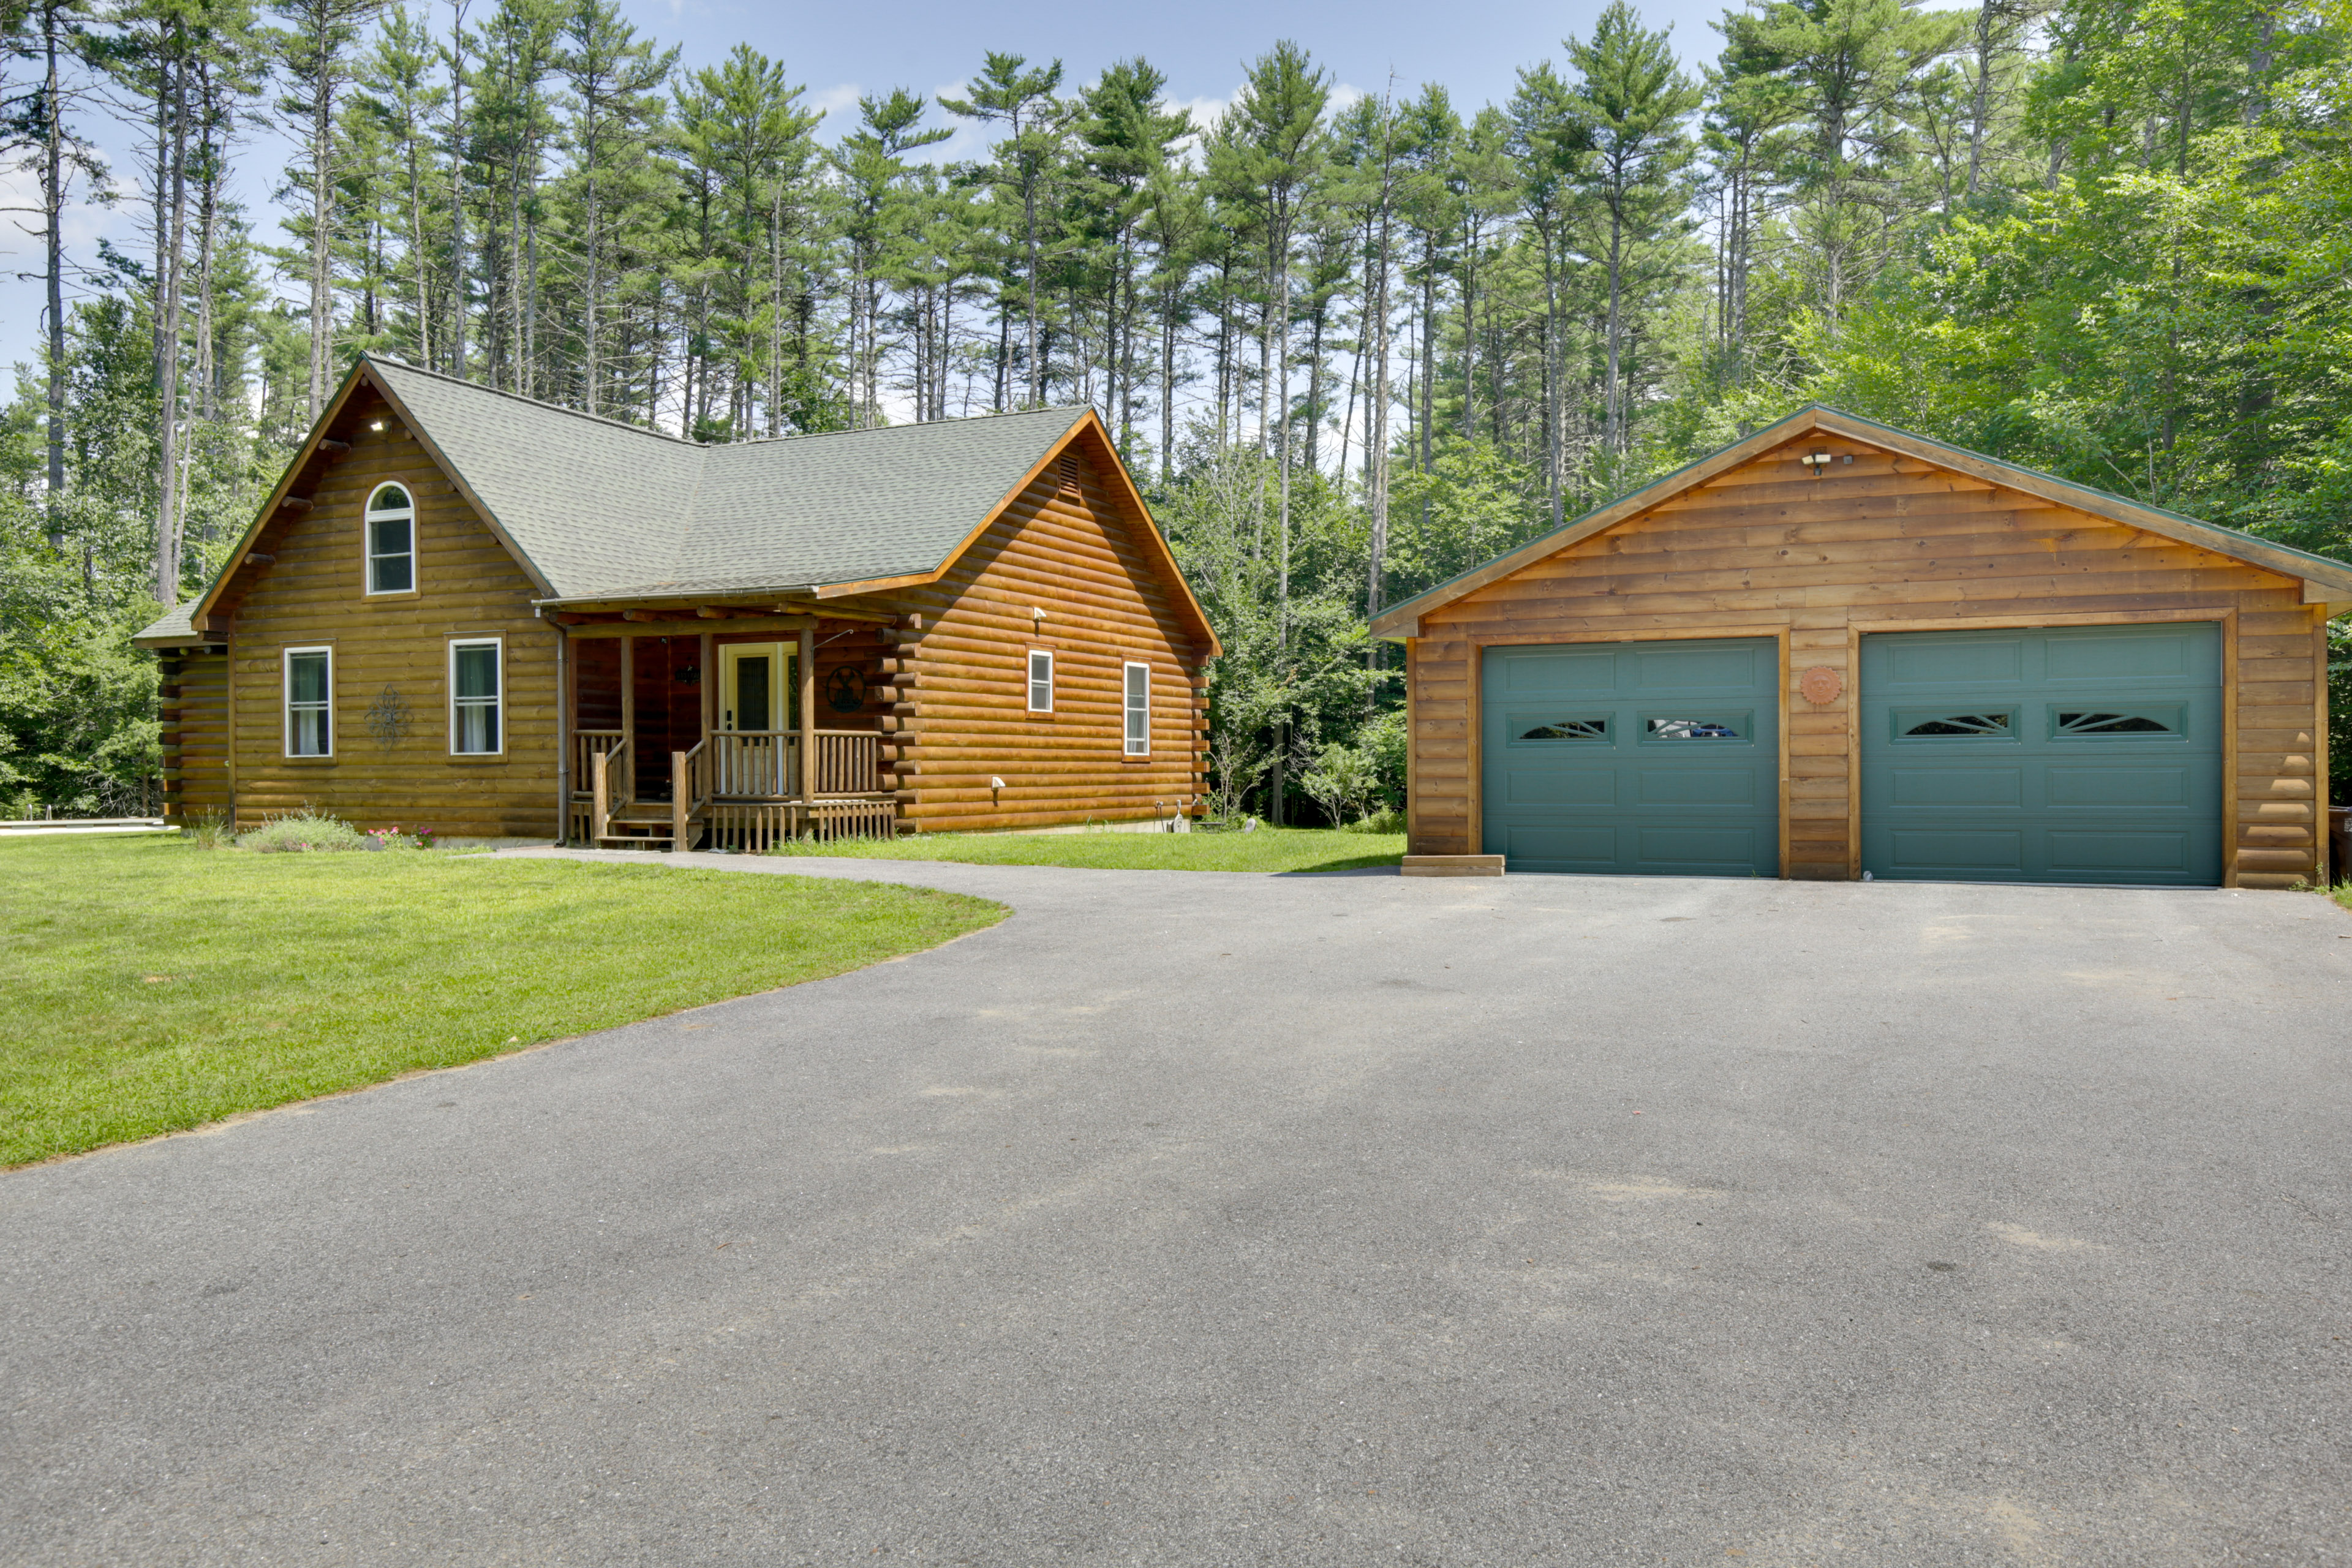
42, 0, 67, 553
1023, 165, 1041, 405
1159, 289, 1174, 476
1272, 210, 1294, 827
309, 27, 334, 420
1365, 205, 1393, 628
1605, 196, 1624, 453
446, 0, 469, 377
154, 38, 190, 606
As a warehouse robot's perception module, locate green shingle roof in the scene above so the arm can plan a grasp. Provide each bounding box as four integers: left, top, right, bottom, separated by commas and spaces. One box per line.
364, 356, 1092, 601
134, 600, 206, 646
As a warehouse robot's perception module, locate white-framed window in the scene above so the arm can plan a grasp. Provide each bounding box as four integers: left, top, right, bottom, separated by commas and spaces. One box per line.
1123, 661, 1150, 756
365, 483, 416, 594
1027, 649, 1054, 714
449, 637, 503, 755
284, 646, 333, 757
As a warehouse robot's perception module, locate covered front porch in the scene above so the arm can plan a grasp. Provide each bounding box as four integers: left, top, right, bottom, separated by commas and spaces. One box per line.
557, 611, 900, 851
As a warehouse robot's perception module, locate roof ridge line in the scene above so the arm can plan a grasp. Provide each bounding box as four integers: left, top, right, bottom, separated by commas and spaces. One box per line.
713, 405, 1092, 449
363, 353, 703, 447
368, 354, 1091, 450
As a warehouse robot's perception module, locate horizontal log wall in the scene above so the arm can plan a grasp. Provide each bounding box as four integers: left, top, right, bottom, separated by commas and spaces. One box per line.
157, 650, 229, 822
1408, 434, 2329, 888
849, 426, 1210, 831
207, 386, 558, 838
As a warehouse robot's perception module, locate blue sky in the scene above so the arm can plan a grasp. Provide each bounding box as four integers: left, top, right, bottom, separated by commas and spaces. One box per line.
0, 0, 1732, 381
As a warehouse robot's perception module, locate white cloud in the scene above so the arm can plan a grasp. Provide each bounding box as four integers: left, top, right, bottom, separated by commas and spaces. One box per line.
809, 81, 864, 123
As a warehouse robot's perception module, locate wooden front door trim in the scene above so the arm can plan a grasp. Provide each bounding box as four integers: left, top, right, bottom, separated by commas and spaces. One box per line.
1459, 625, 1795, 877
1844, 606, 2239, 887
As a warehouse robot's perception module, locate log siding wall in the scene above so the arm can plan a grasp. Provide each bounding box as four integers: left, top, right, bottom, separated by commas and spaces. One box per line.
854, 434, 1210, 831
209, 386, 558, 837
157, 650, 230, 821
1406, 434, 2328, 888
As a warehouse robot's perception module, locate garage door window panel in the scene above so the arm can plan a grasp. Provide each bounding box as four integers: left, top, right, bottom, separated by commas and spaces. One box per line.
1515, 718, 1610, 742
1894, 709, 2015, 740
1642, 714, 1751, 744
2052, 706, 2184, 738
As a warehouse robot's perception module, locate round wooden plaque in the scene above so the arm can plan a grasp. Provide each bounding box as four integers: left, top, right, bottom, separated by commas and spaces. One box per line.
1798, 665, 1842, 705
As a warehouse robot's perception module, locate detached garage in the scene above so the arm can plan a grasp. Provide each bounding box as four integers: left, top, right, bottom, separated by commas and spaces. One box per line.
1374, 406, 2352, 889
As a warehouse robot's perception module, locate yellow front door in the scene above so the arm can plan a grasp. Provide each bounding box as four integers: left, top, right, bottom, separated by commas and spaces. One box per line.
716, 643, 792, 731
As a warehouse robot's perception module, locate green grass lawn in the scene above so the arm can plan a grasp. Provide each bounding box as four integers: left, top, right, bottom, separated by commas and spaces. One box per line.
0, 835, 1003, 1167
769, 826, 1405, 874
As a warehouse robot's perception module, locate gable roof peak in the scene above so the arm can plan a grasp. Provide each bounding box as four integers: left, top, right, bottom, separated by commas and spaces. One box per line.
1367, 405, 2352, 638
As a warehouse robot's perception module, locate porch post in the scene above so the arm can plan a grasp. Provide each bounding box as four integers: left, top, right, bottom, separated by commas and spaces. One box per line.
699, 630, 714, 742
555, 622, 571, 845
799, 625, 817, 824
619, 633, 635, 749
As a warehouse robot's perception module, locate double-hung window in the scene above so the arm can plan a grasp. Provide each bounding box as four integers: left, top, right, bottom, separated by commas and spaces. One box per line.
284, 647, 333, 756
366, 484, 415, 594
450, 637, 503, 755
1027, 649, 1054, 714
1123, 662, 1150, 756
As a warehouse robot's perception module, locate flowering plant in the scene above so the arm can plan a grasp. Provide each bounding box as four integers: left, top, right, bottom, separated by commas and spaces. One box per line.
362, 824, 439, 851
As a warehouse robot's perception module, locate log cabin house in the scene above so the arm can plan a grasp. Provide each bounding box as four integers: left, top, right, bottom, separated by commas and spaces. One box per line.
135, 355, 1218, 848
1376, 405, 2352, 889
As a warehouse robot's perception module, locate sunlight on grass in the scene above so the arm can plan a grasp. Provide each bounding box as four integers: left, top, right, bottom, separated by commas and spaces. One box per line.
769, 826, 1405, 874
0, 836, 1003, 1166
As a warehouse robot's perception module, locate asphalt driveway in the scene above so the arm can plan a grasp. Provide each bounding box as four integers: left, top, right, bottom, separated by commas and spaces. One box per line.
5, 853, 2350, 1566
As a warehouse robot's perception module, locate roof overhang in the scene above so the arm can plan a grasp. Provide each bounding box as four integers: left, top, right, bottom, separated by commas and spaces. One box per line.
132, 629, 227, 652
1370, 405, 2352, 638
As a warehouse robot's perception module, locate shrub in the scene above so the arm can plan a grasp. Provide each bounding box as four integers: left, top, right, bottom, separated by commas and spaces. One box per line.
1343, 807, 1405, 834
181, 807, 234, 850
237, 808, 368, 854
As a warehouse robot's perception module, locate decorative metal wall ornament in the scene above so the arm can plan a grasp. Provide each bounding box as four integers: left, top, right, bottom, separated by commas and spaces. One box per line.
1798, 665, 1842, 705
364, 685, 412, 745
826, 666, 868, 713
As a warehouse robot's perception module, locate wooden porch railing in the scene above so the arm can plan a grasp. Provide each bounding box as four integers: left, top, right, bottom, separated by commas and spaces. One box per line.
707, 729, 883, 798
575, 729, 625, 794
712, 730, 794, 797
590, 735, 633, 840
672, 738, 710, 847
810, 731, 882, 796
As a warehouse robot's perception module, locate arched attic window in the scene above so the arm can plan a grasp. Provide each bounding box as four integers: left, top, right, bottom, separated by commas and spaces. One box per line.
366, 483, 416, 595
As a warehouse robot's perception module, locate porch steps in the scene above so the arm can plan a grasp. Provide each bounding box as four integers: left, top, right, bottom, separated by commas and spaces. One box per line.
595, 801, 706, 850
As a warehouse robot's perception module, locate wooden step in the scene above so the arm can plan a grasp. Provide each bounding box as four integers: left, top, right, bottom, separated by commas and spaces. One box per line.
608, 804, 706, 824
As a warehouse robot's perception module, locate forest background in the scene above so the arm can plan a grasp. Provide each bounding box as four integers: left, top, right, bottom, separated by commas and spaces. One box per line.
2, 0, 2347, 823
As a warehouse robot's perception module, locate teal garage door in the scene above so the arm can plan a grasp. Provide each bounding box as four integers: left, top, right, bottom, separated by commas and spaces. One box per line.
1481, 638, 1779, 876
1860, 623, 2223, 885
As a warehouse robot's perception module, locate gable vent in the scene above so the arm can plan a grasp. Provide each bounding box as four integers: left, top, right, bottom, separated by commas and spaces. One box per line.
1058, 454, 1083, 494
